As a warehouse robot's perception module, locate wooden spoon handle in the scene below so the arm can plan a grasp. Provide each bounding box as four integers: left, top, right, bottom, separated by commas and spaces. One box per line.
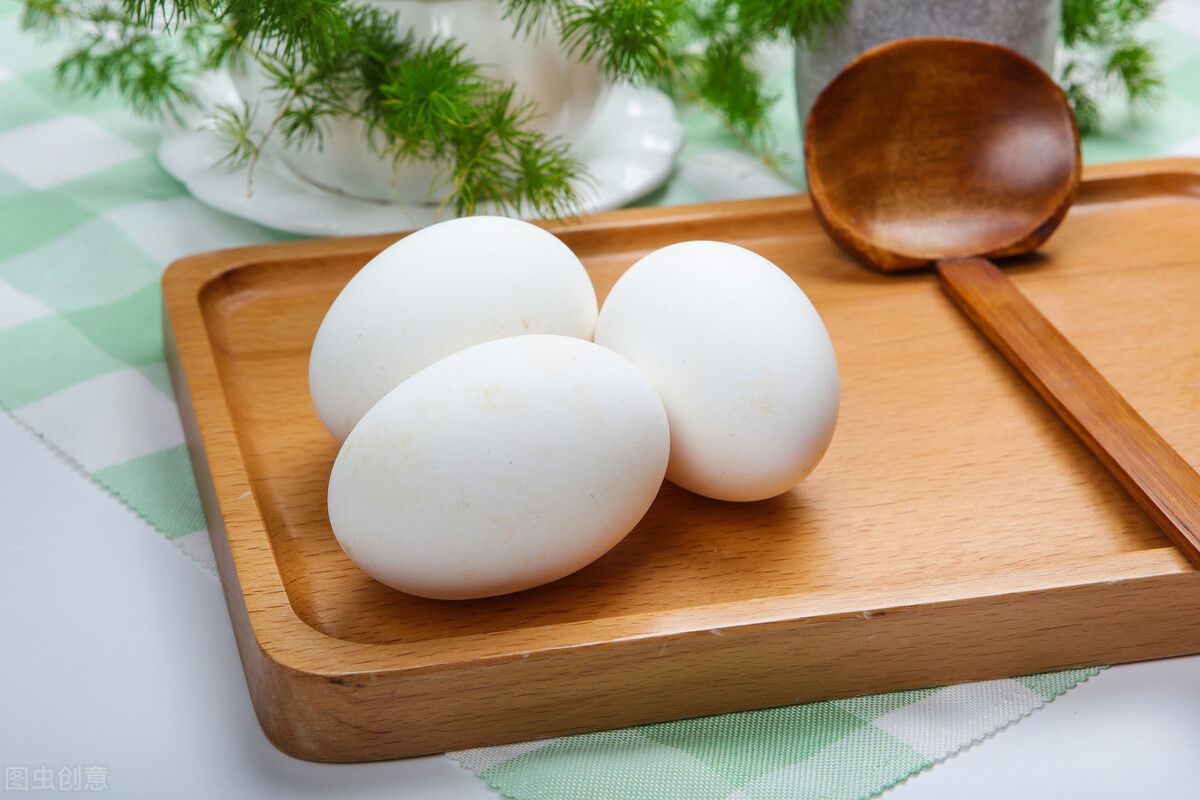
936, 256, 1200, 568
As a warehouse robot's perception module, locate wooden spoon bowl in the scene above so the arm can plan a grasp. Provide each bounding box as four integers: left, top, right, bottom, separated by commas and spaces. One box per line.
804, 36, 1081, 271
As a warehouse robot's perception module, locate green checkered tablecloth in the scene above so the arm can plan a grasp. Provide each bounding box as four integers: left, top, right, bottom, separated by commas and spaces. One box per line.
2, 0, 1198, 797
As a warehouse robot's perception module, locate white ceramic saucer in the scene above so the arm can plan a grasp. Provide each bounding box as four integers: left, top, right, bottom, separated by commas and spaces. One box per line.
157, 72, 684, 237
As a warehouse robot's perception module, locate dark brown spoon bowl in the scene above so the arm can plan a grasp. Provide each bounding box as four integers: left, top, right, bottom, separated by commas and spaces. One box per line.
805, 36, 1080, 271
804, 36, 1200, 568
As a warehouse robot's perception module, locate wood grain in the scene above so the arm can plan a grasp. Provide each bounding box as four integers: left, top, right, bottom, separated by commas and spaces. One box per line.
162, 159, 1200, 762
938, 256, 1200, 568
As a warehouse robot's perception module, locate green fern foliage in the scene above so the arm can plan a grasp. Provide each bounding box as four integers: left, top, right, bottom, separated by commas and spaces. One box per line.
18, 0, 1166, 216
1059, 0, 1163, 133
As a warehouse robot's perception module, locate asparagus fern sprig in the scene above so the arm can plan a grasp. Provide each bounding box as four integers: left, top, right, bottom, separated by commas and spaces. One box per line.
19, 0, 1165, 217
1059, 0, 1164, 133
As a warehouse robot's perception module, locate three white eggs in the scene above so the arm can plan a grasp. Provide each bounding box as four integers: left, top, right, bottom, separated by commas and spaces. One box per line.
309, 216, 840, 600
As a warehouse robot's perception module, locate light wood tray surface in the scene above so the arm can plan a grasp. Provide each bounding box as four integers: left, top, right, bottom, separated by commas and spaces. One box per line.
163, 159, 1200, 762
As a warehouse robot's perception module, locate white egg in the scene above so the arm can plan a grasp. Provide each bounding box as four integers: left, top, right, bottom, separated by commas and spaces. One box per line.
593, 240, 839, 502
327, 335, 670, 600
309, 216, 598, 442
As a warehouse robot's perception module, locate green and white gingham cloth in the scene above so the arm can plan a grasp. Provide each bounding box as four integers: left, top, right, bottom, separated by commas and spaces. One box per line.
451, 669, 1104, 800
2, 0, 1199, 796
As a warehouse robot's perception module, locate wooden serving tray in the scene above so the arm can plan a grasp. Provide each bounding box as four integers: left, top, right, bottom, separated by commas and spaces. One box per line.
163, 158, 1200, 763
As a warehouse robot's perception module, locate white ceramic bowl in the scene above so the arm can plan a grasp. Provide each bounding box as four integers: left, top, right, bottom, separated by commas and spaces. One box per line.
230, 0, 609, 203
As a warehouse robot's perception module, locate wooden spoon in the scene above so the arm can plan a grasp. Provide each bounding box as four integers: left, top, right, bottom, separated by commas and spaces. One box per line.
804, 36, 1200, 568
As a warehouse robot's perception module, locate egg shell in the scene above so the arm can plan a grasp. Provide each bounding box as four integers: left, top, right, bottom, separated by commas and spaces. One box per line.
593, 240, 840, 502
309, 216, 598, 442
327, 334, 670, 600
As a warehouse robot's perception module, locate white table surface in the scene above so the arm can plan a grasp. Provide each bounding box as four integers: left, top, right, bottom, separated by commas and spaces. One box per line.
3, 408, 1199, 799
